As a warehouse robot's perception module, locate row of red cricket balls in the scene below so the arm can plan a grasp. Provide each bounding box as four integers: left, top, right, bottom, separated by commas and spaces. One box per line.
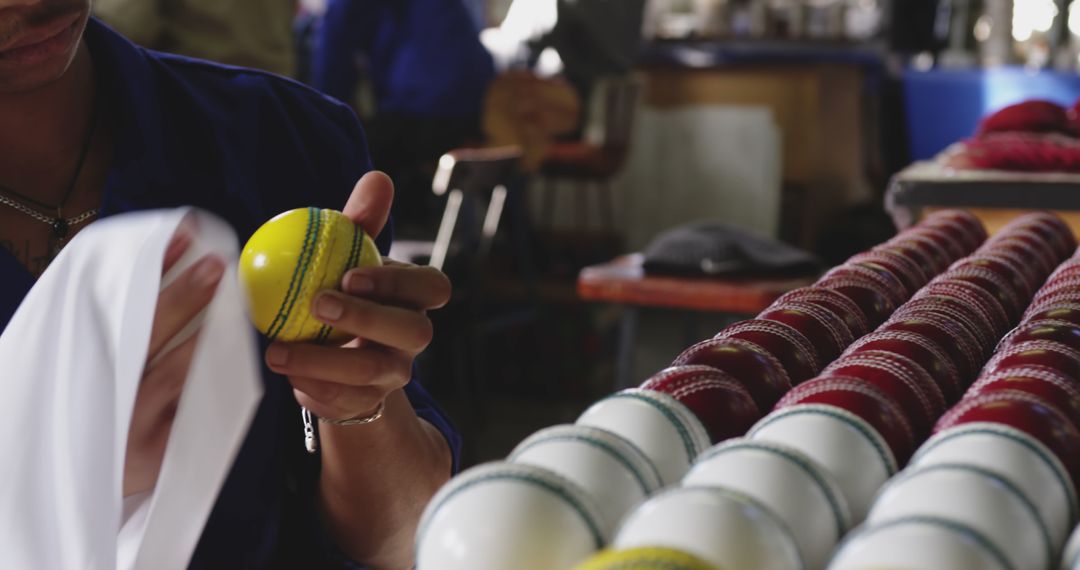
637, 209, 1080, 476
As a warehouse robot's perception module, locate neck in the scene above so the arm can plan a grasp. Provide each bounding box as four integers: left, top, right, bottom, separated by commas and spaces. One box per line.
0, 41, 95, 206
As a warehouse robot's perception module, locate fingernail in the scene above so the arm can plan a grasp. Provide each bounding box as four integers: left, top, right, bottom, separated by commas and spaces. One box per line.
165, 231, 191, 259
267, 344, 289, 367
345, 272, 374, 294
315, 294, 344, 321
192, 257, 224, 288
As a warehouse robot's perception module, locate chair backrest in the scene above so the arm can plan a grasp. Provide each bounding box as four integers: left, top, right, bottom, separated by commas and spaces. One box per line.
432, 146, 523, 197
429, 146, 524, 271
583, 73, 644, 150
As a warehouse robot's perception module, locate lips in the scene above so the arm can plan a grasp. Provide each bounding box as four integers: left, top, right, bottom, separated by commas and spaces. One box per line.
0, 12, 81, 60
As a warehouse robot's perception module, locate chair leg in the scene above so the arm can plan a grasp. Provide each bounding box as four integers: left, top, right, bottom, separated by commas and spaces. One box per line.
576, 180, 589, 230
600, 180, 615, 230
430, 189, 464, 271
541, 177, 557, 232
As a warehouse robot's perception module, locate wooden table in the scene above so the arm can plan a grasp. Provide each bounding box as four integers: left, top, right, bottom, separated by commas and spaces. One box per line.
578, 253, 815, 388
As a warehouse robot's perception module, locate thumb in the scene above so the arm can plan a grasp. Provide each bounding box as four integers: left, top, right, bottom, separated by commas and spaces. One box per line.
342, 170, 394, 238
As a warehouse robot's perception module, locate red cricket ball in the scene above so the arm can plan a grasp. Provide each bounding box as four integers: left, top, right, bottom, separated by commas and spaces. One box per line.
937, 266, 1026, 322
816, 276, 899, 328
913, 225, 969, 259
967, 365, 1080, 431
935, 390, 1080, 486
822, 350, 945, 438
895, 296, 996, 355
980, 235, 1057, 277
775, 375, 916, 465
881, 313, 983, 383
758, 301, 854, 364
1047, 258, 1080, 283
1024, 304, 1080, 328
917, 279, 1012, 335
1033, 276, 1080, 305
921, 215, 985, 253
641, 365, 762, 443
995, 212, 1075, 259
873, 242, 943, 278
824, 263, 910, 305
847, 251, 930, 293
999, 319, 1080, 356
844, 330, 964, 404
672, 338, 792, 409
888, 234, 953, 273
949, 254, 1037, 301
771, 287, 871, 338
983, 340, 1080, 381
715, 319, 821, 384
1026, 291, 1080, 318
923, 209, 988, 245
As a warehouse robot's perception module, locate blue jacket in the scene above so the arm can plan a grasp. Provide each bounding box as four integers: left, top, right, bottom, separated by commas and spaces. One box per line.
310, 0, 495, 118
0, 19, 460, 569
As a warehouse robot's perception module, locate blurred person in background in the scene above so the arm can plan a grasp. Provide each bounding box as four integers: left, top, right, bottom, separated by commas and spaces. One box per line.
1, 0, 456, 567
486, 0, 646, 129
310, 0, 495, 236
93, 0, 298, 77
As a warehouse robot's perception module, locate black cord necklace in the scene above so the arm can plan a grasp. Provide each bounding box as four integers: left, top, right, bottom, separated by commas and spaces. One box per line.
0, 98, 100, 260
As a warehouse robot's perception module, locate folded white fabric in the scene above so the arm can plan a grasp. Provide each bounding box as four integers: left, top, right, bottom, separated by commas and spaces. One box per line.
0, 208, 262, 569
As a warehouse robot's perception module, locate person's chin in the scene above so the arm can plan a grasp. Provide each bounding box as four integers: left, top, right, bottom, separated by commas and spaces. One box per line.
0, 13, 87, 94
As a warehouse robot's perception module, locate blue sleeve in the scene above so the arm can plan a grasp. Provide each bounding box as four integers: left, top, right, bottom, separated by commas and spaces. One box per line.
310, 0, 378, 103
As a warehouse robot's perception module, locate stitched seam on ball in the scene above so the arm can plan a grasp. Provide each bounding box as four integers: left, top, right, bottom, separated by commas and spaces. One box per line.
288, 209, 334, 341
986, 341, 1080, 375
887, 311, 982, 369
769, 302, 850, 350
267, 207, 320, 340
775, 289, 869, 335
689, 338, 793, 391
899, 299, 993, 348
696, 441, 850, 536
834, 515, 1014, 570
599, 392, 701, 464
974, 366, 1080, 403
848, 332, 961, 394
749, 405, 896, 474
948, 269, 1023, 309
828, 350, 944, 411
509, 433, 657, 496
670, 379, 751, 403
922, 282, 1005, 329
720, 322, 820, 372
892, 463, 1053, 566
780, 379, 915, 447
827, 265, 905, 297
914, 426, 1078, 521
825, 359, 935, 421
1025, 302, 1080, 320
418, 470, 606, 551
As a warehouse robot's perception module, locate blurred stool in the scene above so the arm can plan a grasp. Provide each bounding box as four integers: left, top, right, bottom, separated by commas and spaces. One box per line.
390, 146, 537, 429
538, 74, 644, 232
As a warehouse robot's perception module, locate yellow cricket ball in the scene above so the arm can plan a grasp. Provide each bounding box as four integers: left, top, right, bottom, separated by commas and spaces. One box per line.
239, 207, 381, 343
574, 547, 719, 570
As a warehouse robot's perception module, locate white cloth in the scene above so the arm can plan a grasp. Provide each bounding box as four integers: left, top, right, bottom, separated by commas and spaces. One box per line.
616, 104, 782, 249
0, 208, 263, 569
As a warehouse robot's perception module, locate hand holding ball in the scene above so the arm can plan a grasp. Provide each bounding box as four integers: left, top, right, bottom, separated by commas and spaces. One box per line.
238, 208, 382, 343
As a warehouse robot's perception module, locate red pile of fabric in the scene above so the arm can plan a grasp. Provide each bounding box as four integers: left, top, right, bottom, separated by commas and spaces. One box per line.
952, 100, 1080, 172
